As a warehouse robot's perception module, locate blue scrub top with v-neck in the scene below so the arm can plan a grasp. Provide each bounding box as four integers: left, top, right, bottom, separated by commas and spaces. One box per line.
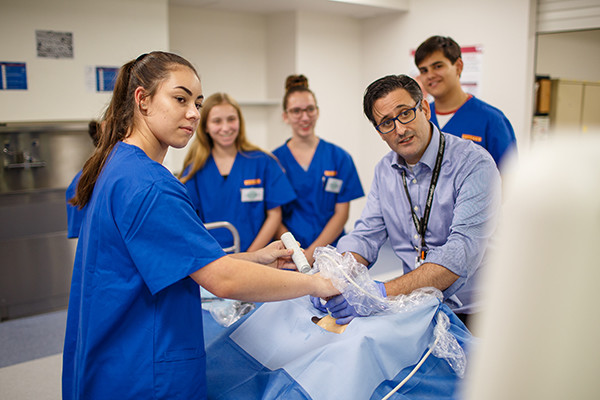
62, 142, 227, 400
183, 151, 296, 252
272, 139, 364, 249
430, 96, 516, 168
66, 169, 83, 238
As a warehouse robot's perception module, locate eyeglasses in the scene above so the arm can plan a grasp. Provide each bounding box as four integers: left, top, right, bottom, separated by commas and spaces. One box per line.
375, 100, 421, 134
286, 105, 318, 118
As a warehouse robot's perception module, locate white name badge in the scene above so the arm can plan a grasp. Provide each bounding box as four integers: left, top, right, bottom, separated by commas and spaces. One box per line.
324, 177, 343, 194
241, 187, 264, 202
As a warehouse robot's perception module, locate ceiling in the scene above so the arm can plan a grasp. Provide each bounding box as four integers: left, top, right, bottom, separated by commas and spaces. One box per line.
168, 0, 409, 19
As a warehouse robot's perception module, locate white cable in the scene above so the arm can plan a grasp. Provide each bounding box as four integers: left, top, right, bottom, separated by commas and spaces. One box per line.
320, 250, 447, 398
381, 336, 440, 400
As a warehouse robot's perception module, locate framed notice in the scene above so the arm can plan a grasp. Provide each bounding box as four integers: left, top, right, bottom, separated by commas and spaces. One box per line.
0, 62, 28, 90
36, 30, 74, 58
96, 66, 119, 92
459, 45, 483, 97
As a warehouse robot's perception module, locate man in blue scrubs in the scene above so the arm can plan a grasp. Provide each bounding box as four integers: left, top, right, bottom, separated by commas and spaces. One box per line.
415, 35, 517, 169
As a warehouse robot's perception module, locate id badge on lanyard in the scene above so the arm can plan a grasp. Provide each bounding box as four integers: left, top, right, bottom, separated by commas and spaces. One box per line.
414, 242, 427, 268
414, 256, 424, 269
403, 132, 445, 269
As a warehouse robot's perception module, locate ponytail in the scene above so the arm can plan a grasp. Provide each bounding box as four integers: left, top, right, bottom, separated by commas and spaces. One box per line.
69, 52, 198, 208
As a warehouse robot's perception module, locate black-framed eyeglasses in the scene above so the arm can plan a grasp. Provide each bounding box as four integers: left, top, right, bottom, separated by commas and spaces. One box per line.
375, 100, 421, 134
286, 105, 318, 118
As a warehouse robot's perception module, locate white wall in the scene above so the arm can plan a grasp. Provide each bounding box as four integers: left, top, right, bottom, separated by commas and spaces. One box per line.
293, 11, 369, 225
360, 0, 536, 153
166, 6, 278, 173
166, 8, 370, 226
0, 0, 169, 123
168, 7, 268, 99
167, 0, 537, 228
354, 0, 537, 226
0, 0, 539, 228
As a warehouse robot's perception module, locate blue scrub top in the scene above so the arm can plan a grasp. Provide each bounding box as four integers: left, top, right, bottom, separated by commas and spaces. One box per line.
183, 151, 296, 252
62, 142, 226, 400
430, 96, 517, 168
66, 170, 83, 238
272, 139, 364, 249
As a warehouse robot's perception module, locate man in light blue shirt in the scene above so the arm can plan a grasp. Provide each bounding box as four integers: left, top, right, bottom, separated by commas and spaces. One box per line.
323, 74, 501, 329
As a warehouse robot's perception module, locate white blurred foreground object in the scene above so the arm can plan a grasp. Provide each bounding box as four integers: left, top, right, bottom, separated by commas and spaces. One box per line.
464, 135, 600, 399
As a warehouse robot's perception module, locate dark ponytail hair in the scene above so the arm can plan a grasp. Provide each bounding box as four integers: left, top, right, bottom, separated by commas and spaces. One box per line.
69, 51, 198, 208
282, 74, 317, 111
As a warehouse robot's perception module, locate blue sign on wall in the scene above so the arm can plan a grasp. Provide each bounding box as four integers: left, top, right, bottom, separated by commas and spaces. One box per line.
0, 62, 28, 90
96, 66, 119, 92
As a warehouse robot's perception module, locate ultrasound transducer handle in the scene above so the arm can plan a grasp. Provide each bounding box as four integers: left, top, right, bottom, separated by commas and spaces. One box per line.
280, 232, 311, 274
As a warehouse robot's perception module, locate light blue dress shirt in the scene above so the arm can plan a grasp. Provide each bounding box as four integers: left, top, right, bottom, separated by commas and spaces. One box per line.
337, 124, 501, 313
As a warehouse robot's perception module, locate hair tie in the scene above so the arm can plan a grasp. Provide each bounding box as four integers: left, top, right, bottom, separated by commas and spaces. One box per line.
133, 53, 149, 67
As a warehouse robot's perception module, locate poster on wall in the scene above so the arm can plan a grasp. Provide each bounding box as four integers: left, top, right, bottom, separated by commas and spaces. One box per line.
95, 66, 119, 92
0, 62, 28, 90
84, 66, 119, 93
36, 30, 74, 59
459, 45, 483, 97
409, 44, 484, 100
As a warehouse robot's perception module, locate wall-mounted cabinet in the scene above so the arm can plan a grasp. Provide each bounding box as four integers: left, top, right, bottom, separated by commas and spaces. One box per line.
549, 79, 600, 135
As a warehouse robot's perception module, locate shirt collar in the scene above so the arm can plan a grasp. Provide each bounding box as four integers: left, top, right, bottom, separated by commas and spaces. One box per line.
391, 122, 440, 171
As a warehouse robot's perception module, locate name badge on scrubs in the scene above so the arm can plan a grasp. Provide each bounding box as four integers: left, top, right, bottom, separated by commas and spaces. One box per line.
241, 187, 264, 202
324, 177, 343, 194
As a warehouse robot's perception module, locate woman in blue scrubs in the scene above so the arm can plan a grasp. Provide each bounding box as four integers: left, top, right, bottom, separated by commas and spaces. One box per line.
62, 52, 338, 400
273, 75, 364, 264
65, 120, 100, 238
179, 93, 295, 252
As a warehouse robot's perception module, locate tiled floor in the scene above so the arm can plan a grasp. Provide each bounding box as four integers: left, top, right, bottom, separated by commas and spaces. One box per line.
0, 309, 66, 399
0, 354, 62, 400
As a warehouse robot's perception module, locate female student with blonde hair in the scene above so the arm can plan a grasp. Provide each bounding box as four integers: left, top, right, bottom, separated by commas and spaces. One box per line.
180, 92, 295, 252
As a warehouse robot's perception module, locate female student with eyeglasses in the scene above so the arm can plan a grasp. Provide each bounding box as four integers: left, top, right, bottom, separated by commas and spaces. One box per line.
273, 75, 364, 265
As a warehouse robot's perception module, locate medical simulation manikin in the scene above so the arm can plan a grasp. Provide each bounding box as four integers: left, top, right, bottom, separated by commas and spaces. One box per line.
204, 247, 471, 400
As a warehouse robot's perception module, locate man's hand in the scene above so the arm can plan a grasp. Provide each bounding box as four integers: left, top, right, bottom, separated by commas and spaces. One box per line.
325, 281, 387, 325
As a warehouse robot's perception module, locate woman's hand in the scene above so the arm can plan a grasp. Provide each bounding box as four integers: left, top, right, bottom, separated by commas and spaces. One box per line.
253, 240, 295, 269
310, 274, 340, 299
